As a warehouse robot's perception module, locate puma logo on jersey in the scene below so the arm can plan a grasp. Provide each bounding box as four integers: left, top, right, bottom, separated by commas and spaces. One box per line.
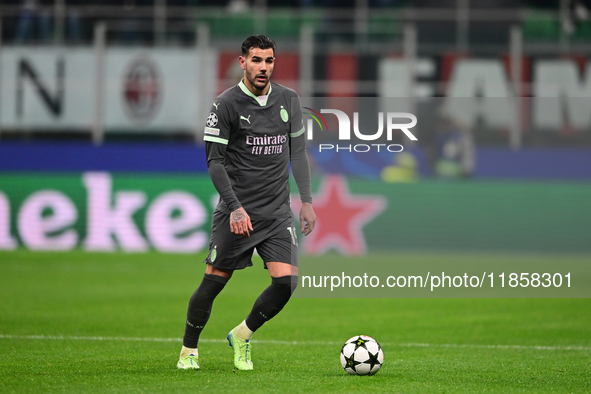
213, 102, 220, 110
240, 115, 251, 124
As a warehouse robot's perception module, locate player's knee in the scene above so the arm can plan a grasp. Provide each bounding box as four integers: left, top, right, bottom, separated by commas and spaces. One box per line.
205, 264, 233, 279
271, 275, 298, 296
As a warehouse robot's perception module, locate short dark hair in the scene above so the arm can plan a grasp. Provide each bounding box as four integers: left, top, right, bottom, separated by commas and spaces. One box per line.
241, 35, 276, 57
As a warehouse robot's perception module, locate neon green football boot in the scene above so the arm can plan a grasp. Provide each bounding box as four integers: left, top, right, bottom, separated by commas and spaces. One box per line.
177, 353, 200, 370
227, 327, 253, 370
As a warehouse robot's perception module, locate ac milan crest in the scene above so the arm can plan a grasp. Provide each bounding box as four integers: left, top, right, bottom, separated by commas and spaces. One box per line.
122, 55, 163, 124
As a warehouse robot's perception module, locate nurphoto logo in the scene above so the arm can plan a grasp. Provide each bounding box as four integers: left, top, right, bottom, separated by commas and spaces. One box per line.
303, 107, 418, 153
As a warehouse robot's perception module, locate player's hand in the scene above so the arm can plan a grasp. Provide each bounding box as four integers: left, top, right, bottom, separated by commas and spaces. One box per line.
230, 207, 253, 237
299, 202, 316, 236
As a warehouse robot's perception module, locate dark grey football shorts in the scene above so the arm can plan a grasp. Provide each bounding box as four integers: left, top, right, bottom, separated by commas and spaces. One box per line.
204, 210, 298, 270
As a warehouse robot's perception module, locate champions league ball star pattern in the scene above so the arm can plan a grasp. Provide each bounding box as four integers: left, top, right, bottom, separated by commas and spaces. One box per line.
340, 335, 384, 375
206, 112, 218, 127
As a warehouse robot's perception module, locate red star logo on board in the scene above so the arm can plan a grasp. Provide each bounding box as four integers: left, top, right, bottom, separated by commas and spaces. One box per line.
291, 176, 386, 255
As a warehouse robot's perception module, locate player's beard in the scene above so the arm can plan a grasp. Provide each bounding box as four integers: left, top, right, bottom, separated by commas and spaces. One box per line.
246, 67, 271, 92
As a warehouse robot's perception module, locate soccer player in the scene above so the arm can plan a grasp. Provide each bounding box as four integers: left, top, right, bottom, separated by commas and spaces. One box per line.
177, 35, 316, 371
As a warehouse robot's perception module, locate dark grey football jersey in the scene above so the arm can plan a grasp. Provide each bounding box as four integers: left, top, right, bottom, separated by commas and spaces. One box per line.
204, 80, 305, 220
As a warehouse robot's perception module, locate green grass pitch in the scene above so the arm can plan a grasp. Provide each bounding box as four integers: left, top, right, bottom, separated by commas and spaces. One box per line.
1, 250, 590, 393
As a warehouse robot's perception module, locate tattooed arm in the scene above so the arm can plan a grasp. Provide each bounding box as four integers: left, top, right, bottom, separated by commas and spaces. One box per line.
230, 207, 253, 237
207, 142, 252, 237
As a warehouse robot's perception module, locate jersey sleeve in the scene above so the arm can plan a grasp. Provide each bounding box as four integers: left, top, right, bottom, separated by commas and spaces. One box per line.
289, 93, 305, 139
204, 98, 242, 212
289, 93, 313, 204
203, 99, 233, 145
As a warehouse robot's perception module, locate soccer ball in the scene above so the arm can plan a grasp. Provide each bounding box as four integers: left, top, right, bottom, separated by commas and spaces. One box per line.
340, 335, 384, 375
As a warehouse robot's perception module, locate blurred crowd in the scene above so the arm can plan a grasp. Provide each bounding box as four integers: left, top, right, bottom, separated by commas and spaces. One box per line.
1, 0, 588, 44
2, 0, 583, 9
0, 0, 404, 8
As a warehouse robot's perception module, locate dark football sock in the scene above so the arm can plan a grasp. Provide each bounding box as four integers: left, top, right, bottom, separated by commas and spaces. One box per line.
245, 275, 298, 332
183, 273, 228, 348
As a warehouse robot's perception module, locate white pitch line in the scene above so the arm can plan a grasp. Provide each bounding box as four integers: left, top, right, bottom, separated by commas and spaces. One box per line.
1, 334, 590, 351
398, 342, 591, 351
